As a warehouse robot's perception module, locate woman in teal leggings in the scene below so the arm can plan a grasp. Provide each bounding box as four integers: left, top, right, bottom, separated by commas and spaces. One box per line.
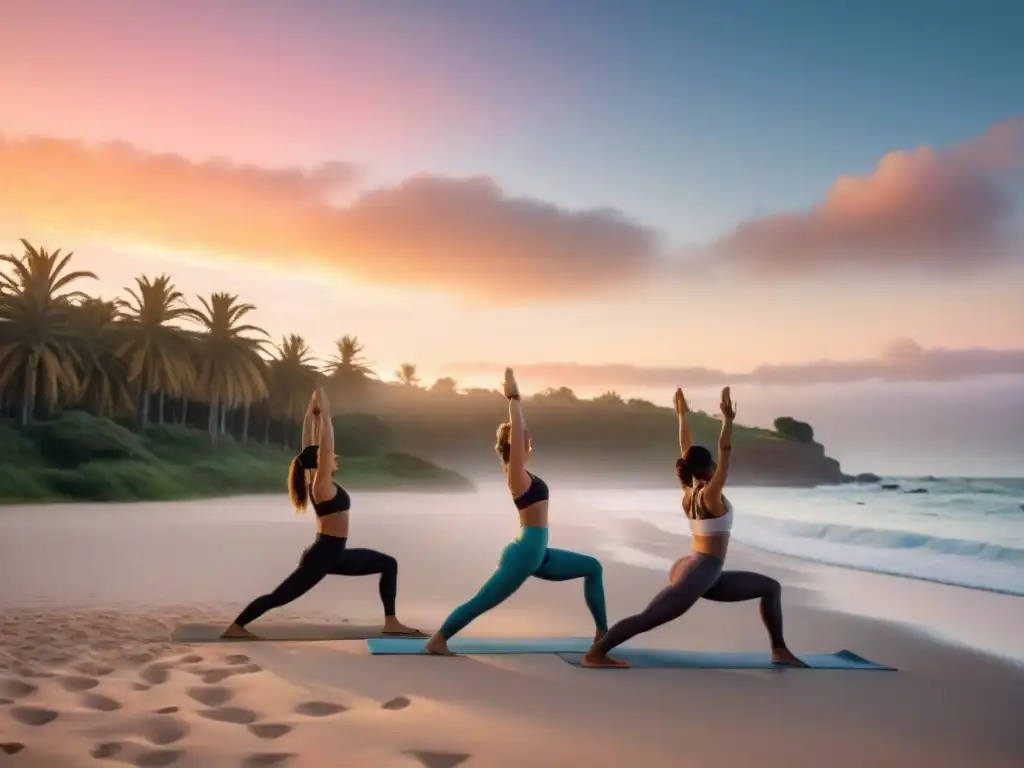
424, 369, 614, 656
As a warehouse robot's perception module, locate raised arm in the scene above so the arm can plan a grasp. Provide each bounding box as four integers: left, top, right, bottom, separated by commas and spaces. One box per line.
301, 391, 317, 447
702, 386, 735, 508
311, 386, 336, 500
674, 388, 692, 456
503, 368, 531, 492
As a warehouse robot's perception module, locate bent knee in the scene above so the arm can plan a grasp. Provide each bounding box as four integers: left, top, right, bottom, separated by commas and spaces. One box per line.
585, 557, 604, 577
765, 577, 781, 597
381, 554, 398, 574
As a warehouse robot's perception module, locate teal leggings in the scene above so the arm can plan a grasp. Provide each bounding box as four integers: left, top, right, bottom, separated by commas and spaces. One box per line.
439, 525, 608, 639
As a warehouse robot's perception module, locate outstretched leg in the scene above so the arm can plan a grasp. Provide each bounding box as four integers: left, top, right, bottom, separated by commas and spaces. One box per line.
425, 541, 537, 655
582, 554, 723, 667
329, 548, 420, 635
703, 570, 805, 666
534, 548, 609, 635
223, 546, 332, 637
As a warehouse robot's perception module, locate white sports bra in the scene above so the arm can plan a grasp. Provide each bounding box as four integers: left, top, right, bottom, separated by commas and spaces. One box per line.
686, 485, 734, 537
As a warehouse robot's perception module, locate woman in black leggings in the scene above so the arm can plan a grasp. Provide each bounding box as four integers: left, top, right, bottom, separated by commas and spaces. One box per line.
581, 386, 804, 668
222, 387, 420, 639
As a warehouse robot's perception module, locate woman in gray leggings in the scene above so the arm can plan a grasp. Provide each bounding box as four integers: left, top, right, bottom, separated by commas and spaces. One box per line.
581, 386, 805, 668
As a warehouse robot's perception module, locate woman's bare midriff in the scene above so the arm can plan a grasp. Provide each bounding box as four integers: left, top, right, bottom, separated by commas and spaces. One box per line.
518, 501, 549, 529
316, 510, 349, 538
691, 533, 729, 560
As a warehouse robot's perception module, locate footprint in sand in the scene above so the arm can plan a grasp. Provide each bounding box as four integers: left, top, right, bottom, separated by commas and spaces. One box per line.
293, 701, 347, 717
90, 742, 123, 759
0, 698, 13, 705
224, 654, 251, 666
140, 664, 171, 686
233, 663, 263, 675
197, 706, 259, 725
10, 705, 59, 726
382, 697, 411, 711
133, 683, 151, 692
186, 685, 233, 708
132, 748, 185, 767
404, 750, 472, 768
198, 668, 232, 684
82, 692, 123, 712
56, 675, 100, 692
1, 743, 26, 756
155, 706, 179, 715
75, 661, 115, 677
138, 714, 191, 746
0, 679, 37, 698
247, 724, 292, 741
241, 753, 296, 767
178, 655, 203, 665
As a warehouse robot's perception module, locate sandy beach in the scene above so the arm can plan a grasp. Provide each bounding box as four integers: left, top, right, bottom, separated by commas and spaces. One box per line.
2, 489, 1023, 768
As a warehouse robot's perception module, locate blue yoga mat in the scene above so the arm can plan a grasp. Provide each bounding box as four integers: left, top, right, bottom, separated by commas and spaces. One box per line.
557, 648, 896, 671
366, 636, 594, 655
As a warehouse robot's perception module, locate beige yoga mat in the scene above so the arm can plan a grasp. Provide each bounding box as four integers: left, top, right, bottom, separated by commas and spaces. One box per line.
171, 622, 427, 643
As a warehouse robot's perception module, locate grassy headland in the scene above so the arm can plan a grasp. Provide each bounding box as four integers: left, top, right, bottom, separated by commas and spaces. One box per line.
0, 412, 473, 504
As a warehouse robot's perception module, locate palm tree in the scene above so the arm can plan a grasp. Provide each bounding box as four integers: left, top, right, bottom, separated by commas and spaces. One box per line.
68, 297, 134, 417
117, 275, 201, 426
191, 292, 269, 442
594, 390, 624, 405
265, 334, 320, 447
325, 334, 376, 403
395, 362, 420, 387
0, 240, 96, 424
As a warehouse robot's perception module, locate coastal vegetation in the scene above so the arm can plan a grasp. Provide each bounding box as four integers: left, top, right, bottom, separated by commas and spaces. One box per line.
0, 239, 844, 501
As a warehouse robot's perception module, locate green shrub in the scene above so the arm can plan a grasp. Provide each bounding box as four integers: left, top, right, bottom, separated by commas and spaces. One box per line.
773, 416, 815, 443
0, 421, 43, 466
28, 411, 153, 468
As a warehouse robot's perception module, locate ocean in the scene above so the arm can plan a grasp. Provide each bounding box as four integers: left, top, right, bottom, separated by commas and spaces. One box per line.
582, 477, 1024, 597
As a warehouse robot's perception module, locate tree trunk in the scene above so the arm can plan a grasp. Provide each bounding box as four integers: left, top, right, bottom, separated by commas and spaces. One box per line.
241, 403, 250, 442
263, 406, 271, 445
180, 398, 189, 426
21, 350, 39, 425
158, 392, 165, 424
220, 403, 227, 435
207, 397, 218, 443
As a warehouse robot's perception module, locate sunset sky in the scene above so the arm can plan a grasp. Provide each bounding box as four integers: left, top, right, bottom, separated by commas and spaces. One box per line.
2, 0, 1023, 475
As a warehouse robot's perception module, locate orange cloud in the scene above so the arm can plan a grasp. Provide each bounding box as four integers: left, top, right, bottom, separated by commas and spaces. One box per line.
0, 135, 659, 303
449, 340, 1024, 389
708, 117, 1024, 273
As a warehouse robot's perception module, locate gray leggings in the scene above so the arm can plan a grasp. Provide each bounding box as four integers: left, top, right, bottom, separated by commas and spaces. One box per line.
592, 553, 787, 654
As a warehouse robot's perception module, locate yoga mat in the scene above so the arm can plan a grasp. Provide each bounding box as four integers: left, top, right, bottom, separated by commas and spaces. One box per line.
557, 648, 896, 671
367, 636, 594, 655
172, 622, 427, 643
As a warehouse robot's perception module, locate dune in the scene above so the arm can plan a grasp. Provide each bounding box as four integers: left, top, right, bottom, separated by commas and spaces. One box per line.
1, 492, 1022, 767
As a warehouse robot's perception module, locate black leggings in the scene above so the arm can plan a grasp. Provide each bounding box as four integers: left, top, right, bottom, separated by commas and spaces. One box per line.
592, 553, 787, 654
232, 534, 399, 627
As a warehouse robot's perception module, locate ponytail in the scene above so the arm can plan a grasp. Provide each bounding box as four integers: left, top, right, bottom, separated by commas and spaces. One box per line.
675, 457, 694, 487
288, 456, 309, 512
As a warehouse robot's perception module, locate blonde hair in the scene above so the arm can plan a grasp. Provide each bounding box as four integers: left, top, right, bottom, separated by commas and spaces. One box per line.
495, 422, 512, 467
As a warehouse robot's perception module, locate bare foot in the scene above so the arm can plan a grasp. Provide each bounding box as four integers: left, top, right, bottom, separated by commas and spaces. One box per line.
771, 647, 807, 667
221, 624, 259, 640
424, 633, 455, 656
594, 630, 606, 643
580, 649, 629, 669
382, 617, 423, 636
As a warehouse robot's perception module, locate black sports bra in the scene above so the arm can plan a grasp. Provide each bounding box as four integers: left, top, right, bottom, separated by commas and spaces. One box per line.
513, 472, 550, 510
311, 483, 351, 518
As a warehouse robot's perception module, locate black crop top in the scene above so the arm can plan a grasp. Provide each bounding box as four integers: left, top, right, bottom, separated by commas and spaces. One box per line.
311, 483, 351, 518
513, 472, 550, 510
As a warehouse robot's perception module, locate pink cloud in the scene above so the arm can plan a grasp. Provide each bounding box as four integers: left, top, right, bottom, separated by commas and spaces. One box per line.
0, 135, 660, 303
448, 341, 1024, 389
709, 117, 1024, 273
